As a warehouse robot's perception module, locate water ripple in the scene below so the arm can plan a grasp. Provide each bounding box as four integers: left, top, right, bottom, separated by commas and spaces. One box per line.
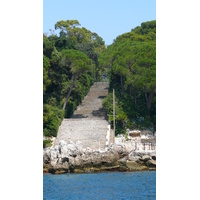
43, 171, 156, 200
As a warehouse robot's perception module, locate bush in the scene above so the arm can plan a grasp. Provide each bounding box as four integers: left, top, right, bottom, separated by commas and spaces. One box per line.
43, 104, 64, 137
43, 139, 52, 148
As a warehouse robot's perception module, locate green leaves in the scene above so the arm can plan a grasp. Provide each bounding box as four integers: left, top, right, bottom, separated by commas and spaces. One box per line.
43, 55, 51, 93
61, 49, 91, 76
100, 20, 156, 133
43, 104, 64, 137
43, 19, 105, 138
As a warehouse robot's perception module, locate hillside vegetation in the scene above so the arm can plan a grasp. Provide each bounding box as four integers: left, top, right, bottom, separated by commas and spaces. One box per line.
43, 20, 105, 138
43, 20, 156, 138
99, 20, 156, 134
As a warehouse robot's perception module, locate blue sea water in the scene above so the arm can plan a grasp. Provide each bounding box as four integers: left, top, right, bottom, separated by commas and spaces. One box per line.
43, 171, 156, 200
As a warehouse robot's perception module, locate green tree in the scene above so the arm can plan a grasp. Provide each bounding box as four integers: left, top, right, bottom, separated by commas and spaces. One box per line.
99, 20, 156, 133
43, 55, 51, 93
61, 49, 92, 110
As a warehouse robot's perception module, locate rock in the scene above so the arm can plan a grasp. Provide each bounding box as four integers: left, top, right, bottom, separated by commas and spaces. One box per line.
54, 169, 68, 174
74, 169, 84, 173
128, 151, 141, 162
100, 165, 121, 171
126, 161, 142, 170
118, 157, 127, 163
136, 159, 145, 165
50, 148, 59, 167
62, 161, 69, 169
43, 148, 51, 164
119, 166, 128, 171
60, 143, 78, 158
74, 155, 83, 167
60, 145, 69, 158
152, 155, 156, 160
140, 155, 151, 162
67, 140, 75, 145
76, 141, 83, 152
109, 143, 127, 158
101, 151, 119, 164
128, 155, 141, 162
149, 153, 156, 160
81, 153, 92, 165
59, 140, 67, 147
84, 147, 93, 155
141, 165, 148, 170
68, 156, 75, 167
91, 152, 101, 165
131, 151, 145, 157
43, 137, 156, 174
146, 159, 156, 168
43, 168, 49, 173
67, 143, 77, 157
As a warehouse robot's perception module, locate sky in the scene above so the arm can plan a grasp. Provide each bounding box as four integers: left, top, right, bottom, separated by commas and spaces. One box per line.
43, 0, 156, 45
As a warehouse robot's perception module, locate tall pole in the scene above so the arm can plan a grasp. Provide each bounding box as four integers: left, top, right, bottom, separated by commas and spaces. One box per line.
113, 89, 115, 138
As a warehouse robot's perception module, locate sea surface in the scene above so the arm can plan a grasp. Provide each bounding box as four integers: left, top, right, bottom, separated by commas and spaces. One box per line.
43, 171, 156, 200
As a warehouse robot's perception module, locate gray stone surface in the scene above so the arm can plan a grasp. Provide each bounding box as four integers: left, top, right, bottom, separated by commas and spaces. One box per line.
54, 82, 112, 149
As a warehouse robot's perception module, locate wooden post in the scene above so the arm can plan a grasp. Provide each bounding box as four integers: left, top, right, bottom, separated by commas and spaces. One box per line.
113, 89, 115, 139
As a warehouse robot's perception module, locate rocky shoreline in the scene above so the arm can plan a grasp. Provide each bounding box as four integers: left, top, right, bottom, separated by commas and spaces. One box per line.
43, 140, 156, 174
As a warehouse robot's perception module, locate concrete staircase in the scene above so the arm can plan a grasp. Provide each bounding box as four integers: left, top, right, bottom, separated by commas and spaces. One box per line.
72, 82, 108, 119
54, 82, 113, 150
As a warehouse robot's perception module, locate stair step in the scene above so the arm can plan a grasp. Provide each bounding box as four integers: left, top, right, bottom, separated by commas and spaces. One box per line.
54, 82, 110, 149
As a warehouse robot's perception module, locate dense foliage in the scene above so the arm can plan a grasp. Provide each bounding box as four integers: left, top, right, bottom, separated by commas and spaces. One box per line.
99, 20, 156, 134
43, 19, 156, 138
43, 20, 105, 138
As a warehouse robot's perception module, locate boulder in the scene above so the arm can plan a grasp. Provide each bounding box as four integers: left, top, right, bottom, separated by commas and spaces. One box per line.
152, 155, 156, 160
66, 143, 77, 157
74, 155, 84, 167
109, 143, 127, 158
140, 155, 151, 162
146, 159, 156, 168
118, 156, 127, 163
91, 152, 102, 165
68, 156, 75, 167
149, 153, 156, 160
131, 151, 146, 157
100, 151, 119, 164
60, 145, 69, 158
81, 153, 92, 165
59, 140, 67, 147
126, 161, 142, 170
43, 148, 51, 164
128, 151, 141, 162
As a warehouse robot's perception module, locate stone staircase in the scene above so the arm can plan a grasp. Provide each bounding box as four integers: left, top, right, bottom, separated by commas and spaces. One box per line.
54, 82, 113, 150
72, 82, 108, 119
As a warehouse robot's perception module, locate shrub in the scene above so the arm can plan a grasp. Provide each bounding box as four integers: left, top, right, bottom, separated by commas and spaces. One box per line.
43, 139, 52, 148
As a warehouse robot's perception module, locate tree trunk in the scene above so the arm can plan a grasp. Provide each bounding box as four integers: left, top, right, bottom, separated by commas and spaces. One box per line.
63, 75, 76, 110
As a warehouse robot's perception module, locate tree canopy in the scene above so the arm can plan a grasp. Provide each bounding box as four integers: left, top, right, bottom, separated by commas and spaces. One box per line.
43, 19, 156, 138
43, 20, 105, 138
99, 20, 156, 134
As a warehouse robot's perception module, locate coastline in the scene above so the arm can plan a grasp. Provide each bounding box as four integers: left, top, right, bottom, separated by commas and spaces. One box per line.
43, 140, 156, 174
